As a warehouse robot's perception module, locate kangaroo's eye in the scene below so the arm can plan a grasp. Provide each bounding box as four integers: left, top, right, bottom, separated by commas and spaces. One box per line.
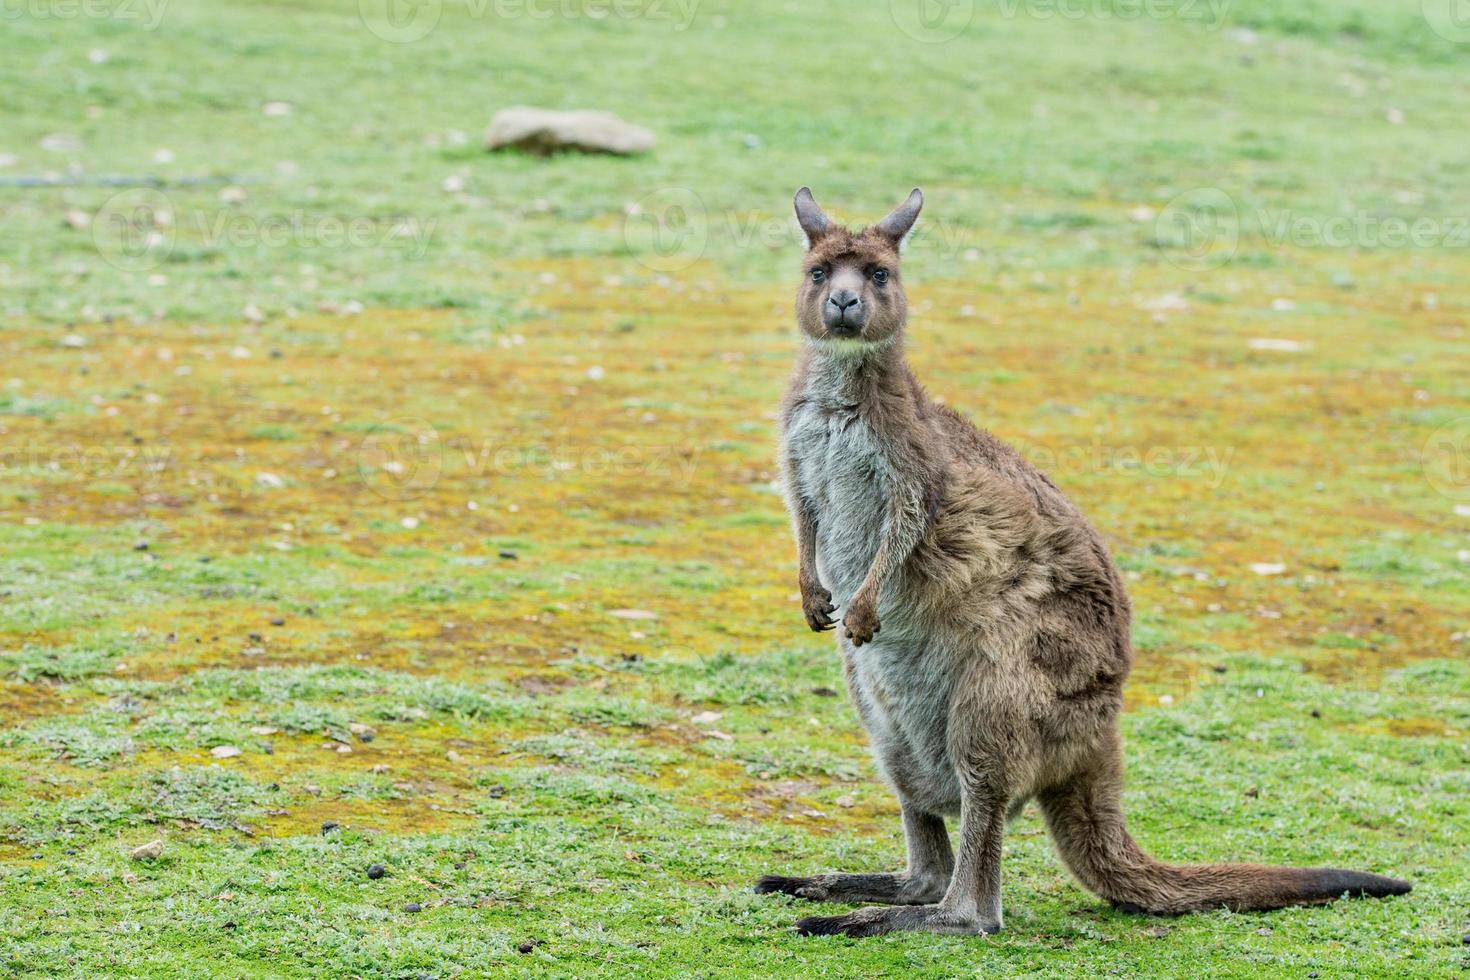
872, 268, 890, 284
810, 268, 825, 283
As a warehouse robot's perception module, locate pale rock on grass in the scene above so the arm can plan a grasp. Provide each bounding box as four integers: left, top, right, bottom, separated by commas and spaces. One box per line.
1248, 338, 1307, 352
1249, 562, 1288, 576
129, 840, 164, 861
485, 107, 655, 156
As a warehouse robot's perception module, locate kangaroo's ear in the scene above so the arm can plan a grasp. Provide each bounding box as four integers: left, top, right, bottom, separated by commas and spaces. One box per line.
875, 188, 923, 247
794, 187, 833, 246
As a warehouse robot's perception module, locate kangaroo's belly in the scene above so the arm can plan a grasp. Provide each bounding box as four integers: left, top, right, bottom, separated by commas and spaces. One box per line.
846, 637, 963, 815
784, 403, 962, 812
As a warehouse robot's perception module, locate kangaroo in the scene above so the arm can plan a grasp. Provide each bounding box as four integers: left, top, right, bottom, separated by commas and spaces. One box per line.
755, 187, 1412, 937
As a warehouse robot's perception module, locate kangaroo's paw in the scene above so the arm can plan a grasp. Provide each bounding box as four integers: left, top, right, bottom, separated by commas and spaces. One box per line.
755, 872, 946, 906
794, 904, 1000, 938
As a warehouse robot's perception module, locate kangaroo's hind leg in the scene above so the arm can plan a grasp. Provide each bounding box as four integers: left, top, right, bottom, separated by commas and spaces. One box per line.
755, 802, 954, 905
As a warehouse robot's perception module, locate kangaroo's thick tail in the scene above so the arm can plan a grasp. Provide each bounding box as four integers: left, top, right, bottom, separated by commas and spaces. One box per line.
1036, 743, 1411, 914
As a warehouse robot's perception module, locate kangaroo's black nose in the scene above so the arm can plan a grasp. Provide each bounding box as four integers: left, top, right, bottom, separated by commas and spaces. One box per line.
828, 290, 861, 312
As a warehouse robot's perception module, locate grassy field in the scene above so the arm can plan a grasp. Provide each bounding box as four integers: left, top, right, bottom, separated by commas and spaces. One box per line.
2, 1, 1469, 976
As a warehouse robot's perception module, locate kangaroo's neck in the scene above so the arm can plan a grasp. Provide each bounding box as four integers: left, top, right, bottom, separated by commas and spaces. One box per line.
800, 337, 920, 413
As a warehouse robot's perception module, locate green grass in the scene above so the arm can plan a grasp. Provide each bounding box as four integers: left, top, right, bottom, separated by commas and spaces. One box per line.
2, 0, 1469, 976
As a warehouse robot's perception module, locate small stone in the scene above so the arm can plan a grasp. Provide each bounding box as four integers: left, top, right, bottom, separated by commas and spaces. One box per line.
403, 902, 422, 913
133, 541, 150, 551
349, 723, 377, 742
834, 795, 856, 808
210, 745, 242, 759
446, 750, 465, 764
498, 550, 518, 560
321, 821, 340, 834
130, 840, 165, 861
1309, 709, 1321, 718
517, 940, 539, 954
65, 208, 91, 230
811, 686, 838, 697
61, 333, 88, 349
1145, 925, 1171, 938
1247, 338, 1305, 352
487, 785, 507, 799
262, 101, 293, 117
486, 107, 654, 156
690, 710, 723, 725
366, 863, 386, 880
269, 617, 285, 626
608, 609, 657, 621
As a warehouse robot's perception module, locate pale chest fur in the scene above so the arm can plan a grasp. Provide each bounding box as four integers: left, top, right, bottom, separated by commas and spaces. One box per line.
783, 400, 889, 603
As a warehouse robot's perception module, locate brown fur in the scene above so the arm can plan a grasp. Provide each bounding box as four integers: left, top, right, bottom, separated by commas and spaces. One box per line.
756, 188, 1411, 938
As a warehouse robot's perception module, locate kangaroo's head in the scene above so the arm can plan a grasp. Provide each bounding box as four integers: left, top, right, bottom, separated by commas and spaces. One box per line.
793, 187, 923, 348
